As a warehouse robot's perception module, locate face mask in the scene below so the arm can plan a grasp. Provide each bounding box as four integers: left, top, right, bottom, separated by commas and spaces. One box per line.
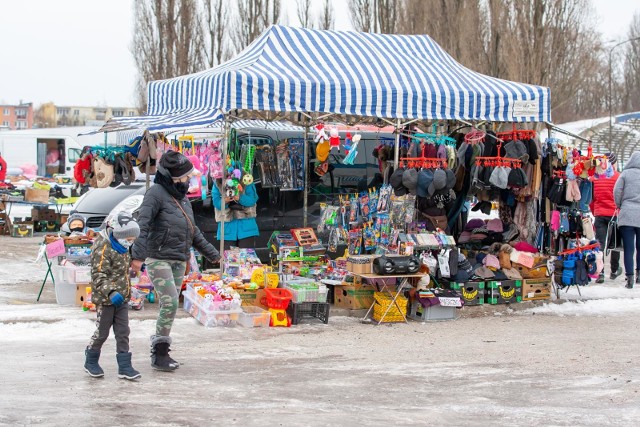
118, 239, 134, 249
70, 227, 84, 233
175, 181, 189, 196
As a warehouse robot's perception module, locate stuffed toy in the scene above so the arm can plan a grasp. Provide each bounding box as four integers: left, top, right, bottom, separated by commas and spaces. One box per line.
344, 132, 353, 154
208, 140, 224, 179
329, 127, 340, 151
343, 134, 361, 165
314, 123, 328, 143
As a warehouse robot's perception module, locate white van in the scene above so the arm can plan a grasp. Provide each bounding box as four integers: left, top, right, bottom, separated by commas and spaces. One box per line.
0, 126, 116, 177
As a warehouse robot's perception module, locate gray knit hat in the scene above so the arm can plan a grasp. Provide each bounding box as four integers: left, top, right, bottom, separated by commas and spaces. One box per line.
110, 211, 140, 239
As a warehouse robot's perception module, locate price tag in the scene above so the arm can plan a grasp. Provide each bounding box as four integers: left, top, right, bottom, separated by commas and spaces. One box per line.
438, 297, 462, 307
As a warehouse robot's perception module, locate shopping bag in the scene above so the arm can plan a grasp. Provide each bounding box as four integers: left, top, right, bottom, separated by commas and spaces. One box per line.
604, 213, 621, 256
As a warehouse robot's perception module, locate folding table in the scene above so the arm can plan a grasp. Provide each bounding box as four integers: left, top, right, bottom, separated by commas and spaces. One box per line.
356, 273, 425, 325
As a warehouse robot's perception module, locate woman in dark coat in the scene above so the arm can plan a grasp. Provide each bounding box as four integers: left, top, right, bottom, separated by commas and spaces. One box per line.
131, 151, 220, 371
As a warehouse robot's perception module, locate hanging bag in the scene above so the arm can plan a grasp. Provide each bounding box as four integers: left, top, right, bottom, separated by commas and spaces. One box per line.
604, 211, 620, 256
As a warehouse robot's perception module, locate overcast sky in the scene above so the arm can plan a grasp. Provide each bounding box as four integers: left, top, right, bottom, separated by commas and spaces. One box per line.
0, 0, 637, 109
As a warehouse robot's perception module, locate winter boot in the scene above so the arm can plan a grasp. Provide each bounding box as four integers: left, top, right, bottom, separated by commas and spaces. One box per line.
596, 273, 605, 284
625, 275, 634, 289
84, 348, 104, 378
610, 267, 623, 280
636, 270, 640, 284
150, 336, 179, 371
116, 352, 141, 380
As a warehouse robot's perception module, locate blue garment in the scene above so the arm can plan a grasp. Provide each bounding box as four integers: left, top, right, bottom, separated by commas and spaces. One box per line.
212, 184, 260, 241
109, 232, 128, 254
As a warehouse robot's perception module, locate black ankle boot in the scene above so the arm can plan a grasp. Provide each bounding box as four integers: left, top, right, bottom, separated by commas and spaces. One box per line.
636, 270, 640, 284
626, 275, 634, 289
150, 336, 179, 371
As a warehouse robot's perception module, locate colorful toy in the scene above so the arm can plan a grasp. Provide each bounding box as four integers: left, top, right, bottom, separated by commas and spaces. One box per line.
82, 286, 96, 312
263, 288, 293, 327
329, 126, 340, 151
314, 122, 328, 143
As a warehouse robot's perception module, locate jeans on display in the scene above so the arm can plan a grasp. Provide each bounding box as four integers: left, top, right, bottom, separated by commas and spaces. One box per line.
619, 226, 640, 276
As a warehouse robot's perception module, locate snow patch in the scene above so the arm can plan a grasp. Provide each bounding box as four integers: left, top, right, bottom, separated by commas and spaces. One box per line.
521, 298, 640, 317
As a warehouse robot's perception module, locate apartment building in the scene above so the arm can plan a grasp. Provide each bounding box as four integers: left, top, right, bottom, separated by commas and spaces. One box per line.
55, 105, 139, 127
0, 102, 34, 130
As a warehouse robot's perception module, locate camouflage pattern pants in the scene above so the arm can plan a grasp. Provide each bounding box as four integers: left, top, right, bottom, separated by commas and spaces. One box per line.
146, 258, 186, 337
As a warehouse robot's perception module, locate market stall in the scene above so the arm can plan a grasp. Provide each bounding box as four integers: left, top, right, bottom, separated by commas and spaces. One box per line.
78, 26, 576, 325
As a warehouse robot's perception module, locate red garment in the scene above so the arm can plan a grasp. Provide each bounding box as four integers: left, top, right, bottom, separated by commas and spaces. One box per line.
0, 155, 7, 182
590, 171, 619, 217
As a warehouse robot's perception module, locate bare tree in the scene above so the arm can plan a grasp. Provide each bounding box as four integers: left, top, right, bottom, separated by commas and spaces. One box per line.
131, 0, 205, 110
203, 0, 230, 67
349, 0, 400, 33
296, 0, 314, 28
317, 0, 335, 30
233, 0, 283, 52
348, 0, 374, 32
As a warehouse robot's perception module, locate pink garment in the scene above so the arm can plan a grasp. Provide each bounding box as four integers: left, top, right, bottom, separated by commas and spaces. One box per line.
550, 211, 561, 232
565, 179, 581, 202
513, 241, 538, 253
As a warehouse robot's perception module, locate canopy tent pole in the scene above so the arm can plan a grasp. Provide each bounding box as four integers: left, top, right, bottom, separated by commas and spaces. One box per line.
393, 119, 401, 169
303, 120, 310, 227
219, 114, 230, 273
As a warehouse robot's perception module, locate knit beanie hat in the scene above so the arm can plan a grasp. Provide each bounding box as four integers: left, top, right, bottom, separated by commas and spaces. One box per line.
66, 213, 86, 232
110, 211, 140, 239
160, 151, 194, 179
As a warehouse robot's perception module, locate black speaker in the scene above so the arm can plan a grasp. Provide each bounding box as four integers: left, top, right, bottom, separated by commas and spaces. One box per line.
372, 255, 420, 275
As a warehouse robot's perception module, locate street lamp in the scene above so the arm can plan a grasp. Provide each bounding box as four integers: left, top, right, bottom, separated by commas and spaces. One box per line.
608, 36, 640, 152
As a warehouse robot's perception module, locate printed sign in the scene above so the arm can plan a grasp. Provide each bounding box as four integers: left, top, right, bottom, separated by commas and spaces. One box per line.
45, 239, 65, 259
512, 100, 539, 118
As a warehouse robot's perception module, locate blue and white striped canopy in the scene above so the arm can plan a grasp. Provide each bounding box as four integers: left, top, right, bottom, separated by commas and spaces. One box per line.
103, 25, 551, 132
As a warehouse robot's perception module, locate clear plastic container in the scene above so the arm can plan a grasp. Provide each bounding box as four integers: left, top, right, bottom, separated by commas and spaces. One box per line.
238, 306, 271, 327
52, 264, 91, 284
284, 282, 328, 303
54, 281, 77, 306
183, 293, 241, 327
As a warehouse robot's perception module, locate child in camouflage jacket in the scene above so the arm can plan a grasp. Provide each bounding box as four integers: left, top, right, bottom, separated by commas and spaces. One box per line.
84, 211, 141, 380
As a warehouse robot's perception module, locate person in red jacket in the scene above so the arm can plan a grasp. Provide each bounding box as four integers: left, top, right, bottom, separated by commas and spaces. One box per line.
0, 152, 7, 182
591, 152, 622, 283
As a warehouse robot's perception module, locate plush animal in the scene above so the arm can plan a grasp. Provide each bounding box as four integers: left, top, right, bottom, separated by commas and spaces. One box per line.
344, 132, 353, 154
329, 127, 340, 150
314, 123, 328, 143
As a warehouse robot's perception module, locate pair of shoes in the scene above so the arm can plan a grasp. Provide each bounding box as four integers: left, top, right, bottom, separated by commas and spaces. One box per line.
150, 336, 180, 372
84, 349, 141, 380
610, 267, 623, 280
596, 273, 605, 284
625, 275, 634, 289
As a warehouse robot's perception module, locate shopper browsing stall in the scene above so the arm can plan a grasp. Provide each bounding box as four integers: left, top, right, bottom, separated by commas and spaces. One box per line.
131, 151, 221, 371
591, 152, 622, 283
84, 212, 141, 380
613, 151, 640, 289
212, 180, 260, 248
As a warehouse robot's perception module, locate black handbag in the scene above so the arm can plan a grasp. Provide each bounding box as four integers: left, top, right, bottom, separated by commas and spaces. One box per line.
604, 213, 621, 255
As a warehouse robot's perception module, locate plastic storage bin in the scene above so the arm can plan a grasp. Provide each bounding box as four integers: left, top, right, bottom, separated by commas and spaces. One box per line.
284, 281, 328, 303
286, 302, 330, 325
54, 281, 77, 305
238, 306, 271, 327
183, 292, 241, 327
408, 301, 457, 322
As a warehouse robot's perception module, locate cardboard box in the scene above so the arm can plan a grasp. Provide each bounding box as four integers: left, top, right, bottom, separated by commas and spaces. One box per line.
236, 288, 261, 306
486, 280, 522, 304
522, 278, 552, 301
76, 285, 91, 307
334, 285, 375, 310
512, 256, 549, 279
346, 255, 375, 275
12, 223, 34, 238
25, 188, 50, 204
448, 281, 485, 306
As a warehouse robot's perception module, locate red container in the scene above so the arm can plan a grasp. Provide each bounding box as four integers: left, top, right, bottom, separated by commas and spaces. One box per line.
264, 288, 293, 310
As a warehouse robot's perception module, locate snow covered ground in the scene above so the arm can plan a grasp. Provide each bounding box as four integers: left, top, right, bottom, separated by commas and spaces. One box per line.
0, 236, 639, 426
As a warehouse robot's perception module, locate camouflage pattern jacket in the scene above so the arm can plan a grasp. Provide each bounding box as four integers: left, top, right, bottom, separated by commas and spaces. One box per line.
91, 234, 131, 306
